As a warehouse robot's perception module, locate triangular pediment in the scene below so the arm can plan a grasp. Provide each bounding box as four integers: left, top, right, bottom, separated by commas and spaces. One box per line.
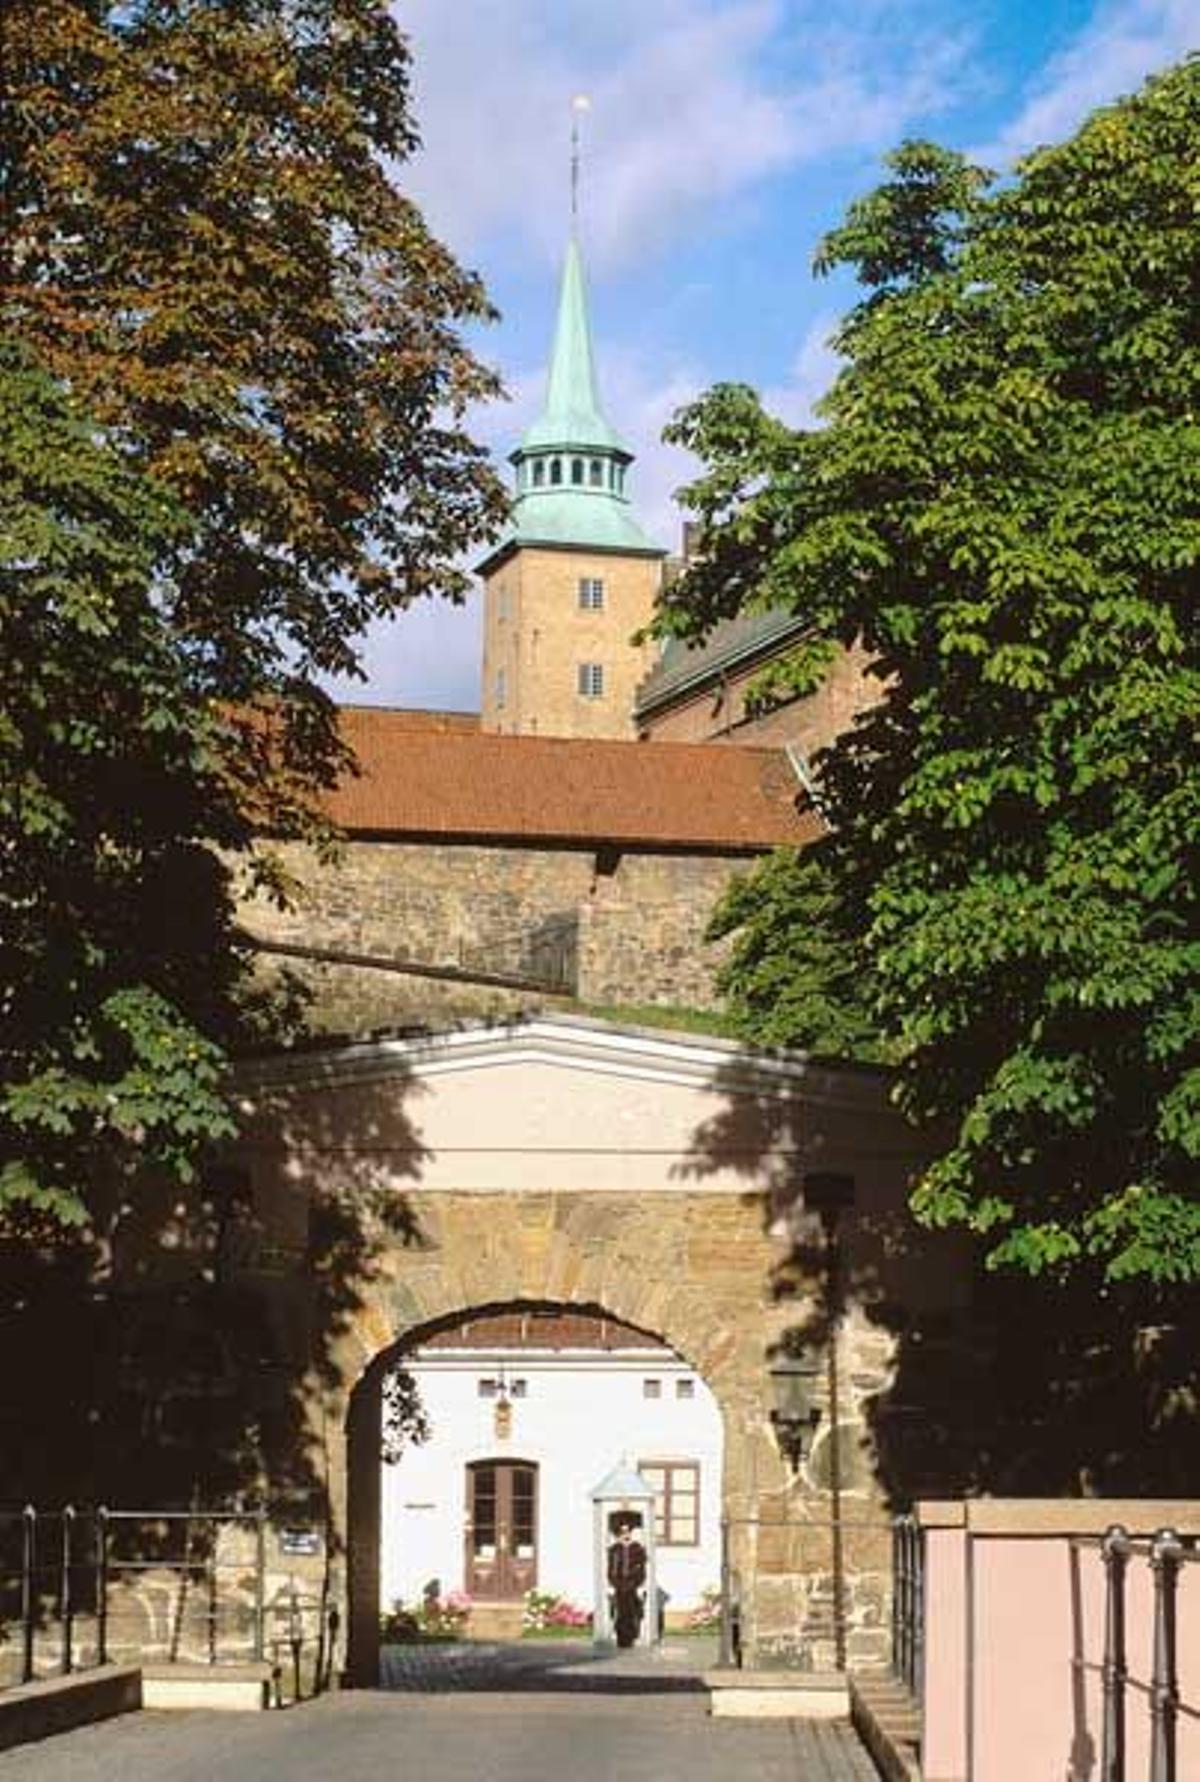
235, 1015, 923, 1205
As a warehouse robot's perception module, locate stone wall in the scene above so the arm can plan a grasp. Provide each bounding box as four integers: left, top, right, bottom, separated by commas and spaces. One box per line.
240, 837, 747, 1031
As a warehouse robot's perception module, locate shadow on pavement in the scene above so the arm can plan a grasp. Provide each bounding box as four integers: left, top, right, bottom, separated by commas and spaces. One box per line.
380, 1638, 717, 1694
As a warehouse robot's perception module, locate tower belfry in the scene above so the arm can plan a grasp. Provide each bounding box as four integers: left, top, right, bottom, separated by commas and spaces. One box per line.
478, 104, 665, 739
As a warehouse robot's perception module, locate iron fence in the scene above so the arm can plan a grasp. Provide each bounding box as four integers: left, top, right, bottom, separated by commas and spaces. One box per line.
0, 1507, 104, 1687
0, 1505, 337, 1704
1072, 1526, 1200, 1782
892, 1513, 925, 1700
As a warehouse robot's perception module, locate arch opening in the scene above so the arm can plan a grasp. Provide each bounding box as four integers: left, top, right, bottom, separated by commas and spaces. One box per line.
346, 1299, 727, 1681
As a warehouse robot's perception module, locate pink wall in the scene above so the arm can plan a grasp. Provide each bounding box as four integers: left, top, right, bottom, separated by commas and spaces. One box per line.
919, 1502, 1200, 1782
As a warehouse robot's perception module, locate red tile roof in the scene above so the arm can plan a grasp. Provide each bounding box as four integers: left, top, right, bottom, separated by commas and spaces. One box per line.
327, 706, 816, 851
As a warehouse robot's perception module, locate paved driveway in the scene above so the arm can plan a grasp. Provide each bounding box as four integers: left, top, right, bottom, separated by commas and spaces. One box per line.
0, 1691, 880, 1782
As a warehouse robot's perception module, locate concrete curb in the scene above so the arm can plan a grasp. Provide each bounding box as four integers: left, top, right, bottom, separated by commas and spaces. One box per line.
0, 1665, 142, 1753
142, 1661, 274, 1711
704, 1669, 850, 1720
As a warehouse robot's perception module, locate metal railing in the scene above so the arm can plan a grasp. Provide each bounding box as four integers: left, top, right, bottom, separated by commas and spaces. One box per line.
0, 1507, 103, 1686
892, 1513, 925, 1700
1072, 1526, 1200, 1782
101, 1508, 267, 1669
0, 1505, 336, 1704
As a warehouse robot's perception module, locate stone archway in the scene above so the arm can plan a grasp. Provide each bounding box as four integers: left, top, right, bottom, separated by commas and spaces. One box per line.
334, 1186, 792, 1683
233, 1016, 926, 1681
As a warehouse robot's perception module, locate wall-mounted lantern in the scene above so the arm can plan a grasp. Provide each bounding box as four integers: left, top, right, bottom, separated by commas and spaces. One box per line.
768, 1352, 823, 1473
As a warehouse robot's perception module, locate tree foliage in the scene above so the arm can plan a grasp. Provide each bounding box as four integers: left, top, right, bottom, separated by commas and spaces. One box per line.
667, 60, 1200, 1281
1, 2, 505, 1229
5, 0, 505, 808
0, 345, 247, 1228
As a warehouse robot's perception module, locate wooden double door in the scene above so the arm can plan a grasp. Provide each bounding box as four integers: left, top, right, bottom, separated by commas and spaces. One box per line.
465, 1459, 538, 1599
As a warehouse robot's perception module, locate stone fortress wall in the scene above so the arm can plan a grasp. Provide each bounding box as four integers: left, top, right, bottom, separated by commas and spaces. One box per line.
240, 836, 749, 1033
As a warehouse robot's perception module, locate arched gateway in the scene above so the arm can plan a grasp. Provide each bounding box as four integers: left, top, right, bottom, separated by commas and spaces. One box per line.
235, 1014, 935, 1683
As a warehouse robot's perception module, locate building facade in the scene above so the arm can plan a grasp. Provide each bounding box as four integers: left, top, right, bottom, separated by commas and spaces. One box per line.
381, 1310, 724, 1629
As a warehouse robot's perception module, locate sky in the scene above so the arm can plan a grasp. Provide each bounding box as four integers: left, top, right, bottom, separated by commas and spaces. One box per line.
326, 0, 1197, 713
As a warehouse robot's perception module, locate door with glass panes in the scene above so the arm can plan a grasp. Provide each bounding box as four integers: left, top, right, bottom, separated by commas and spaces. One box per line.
464, 1460, 538, 1598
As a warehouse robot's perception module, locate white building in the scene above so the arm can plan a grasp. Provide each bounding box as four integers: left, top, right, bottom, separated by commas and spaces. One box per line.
380, 1309, 723, 1630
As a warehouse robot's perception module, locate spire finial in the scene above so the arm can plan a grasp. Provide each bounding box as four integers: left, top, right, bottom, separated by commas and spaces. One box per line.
570, 94, 591, 230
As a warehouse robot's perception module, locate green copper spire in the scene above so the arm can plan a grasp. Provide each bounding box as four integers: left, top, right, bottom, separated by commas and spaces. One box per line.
521, 238, 625, 454
474, 233, 663, 569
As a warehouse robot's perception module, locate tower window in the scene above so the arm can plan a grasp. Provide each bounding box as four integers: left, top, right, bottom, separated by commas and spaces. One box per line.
577, 663, 605, 699
494, 668, 506, 709
571, 457, 584, 485
532, 460, 545, 487
589, 459, 603, 486
578, 577, 604, 611
550, 458, 562, 485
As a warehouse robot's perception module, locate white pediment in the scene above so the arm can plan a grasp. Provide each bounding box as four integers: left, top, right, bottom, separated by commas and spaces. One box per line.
236, 1014, 924, 1201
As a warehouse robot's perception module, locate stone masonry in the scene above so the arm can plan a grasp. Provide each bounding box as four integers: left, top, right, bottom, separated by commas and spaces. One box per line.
240, 837, 747, 1031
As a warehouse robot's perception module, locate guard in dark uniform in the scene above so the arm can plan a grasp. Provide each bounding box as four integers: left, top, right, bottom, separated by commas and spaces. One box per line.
606, 1512, 647, 1648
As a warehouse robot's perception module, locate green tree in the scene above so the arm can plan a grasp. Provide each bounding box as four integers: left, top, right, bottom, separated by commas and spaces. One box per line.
665, 62, 1200, 1281
0, 344, 245, 1229
5, 0, 505, 819
1, 2, 505, 1228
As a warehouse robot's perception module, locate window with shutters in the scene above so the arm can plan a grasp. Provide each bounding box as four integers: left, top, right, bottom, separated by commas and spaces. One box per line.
638, 1460, 700, 1547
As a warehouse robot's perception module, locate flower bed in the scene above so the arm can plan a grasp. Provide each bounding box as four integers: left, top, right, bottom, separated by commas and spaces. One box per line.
522, 1590, 592, 1638
381, 1589, 472, 1644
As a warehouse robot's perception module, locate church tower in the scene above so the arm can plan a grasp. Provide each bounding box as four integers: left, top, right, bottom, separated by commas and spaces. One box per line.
478, 234, 665, 738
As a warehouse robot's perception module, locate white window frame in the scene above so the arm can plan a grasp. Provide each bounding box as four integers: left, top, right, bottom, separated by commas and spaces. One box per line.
638, 1459, 700, 1548
577, 662, 605, 698
578, 577, 605, 612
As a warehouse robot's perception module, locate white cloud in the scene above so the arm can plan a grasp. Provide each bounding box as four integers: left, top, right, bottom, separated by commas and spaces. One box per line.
761, 311, 842, 428
393, 0, 973, 272
980, 0, 1196, 168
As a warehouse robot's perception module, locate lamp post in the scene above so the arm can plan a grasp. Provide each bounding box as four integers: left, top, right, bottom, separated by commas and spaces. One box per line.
805, 1171, 855, 1673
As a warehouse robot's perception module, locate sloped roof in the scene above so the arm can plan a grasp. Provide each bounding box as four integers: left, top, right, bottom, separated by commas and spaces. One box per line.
325, 706, 815, 852
636, 610, 809, 716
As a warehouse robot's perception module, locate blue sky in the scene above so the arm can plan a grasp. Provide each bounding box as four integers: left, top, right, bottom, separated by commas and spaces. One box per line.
329, 0, 1196, 712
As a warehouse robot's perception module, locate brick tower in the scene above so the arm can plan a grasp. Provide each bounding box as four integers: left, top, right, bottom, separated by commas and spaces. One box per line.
478, 235, 665, 738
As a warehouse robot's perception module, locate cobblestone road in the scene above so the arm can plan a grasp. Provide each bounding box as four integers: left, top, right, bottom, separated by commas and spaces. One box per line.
0, 1692, 880, 1782
0, 1644, 880, 1780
